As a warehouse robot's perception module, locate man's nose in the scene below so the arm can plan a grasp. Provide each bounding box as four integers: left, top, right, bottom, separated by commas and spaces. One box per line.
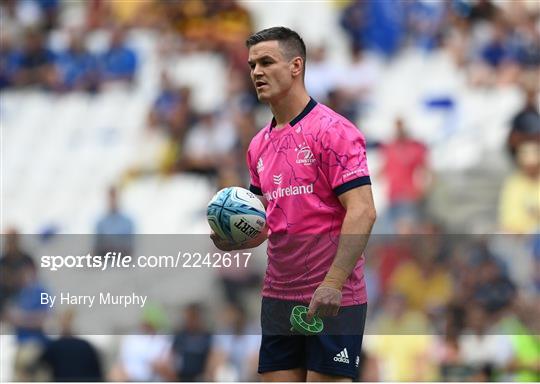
253, 64, 264, 77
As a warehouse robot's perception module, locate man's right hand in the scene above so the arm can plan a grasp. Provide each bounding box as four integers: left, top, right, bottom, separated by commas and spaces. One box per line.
210, 226, 268, 251
210, 232, 238, 251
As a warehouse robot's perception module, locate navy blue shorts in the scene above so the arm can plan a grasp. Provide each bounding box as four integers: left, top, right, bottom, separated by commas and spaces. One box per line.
258, 297, 367, 379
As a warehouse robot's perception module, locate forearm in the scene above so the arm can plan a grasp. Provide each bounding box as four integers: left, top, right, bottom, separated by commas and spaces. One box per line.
322, 206, 376, 289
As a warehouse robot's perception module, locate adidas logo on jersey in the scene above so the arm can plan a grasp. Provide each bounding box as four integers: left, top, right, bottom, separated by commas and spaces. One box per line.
333, 348, 349, 364
257, 158, 264, 173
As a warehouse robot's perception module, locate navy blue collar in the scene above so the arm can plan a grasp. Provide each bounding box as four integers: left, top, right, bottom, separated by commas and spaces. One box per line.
270, 97, 317, 131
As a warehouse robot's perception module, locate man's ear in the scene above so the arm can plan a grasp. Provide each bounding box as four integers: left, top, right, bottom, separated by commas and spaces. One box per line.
290, 57, 304, 78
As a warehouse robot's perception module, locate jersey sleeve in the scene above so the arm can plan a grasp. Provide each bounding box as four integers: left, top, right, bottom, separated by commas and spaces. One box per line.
246, 144, 262, 196
319, 121, 371, 196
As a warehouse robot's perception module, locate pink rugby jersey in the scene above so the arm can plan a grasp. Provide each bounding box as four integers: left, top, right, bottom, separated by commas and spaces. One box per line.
247, 98, 371, 306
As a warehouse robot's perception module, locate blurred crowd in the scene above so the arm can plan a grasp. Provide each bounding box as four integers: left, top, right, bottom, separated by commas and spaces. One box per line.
340, 0, 540, 87
0, 0, 251, 91
1, 0, 539, 382
361, 228, 540, 381
2, 0, 539, 186
1, 227, 539, 381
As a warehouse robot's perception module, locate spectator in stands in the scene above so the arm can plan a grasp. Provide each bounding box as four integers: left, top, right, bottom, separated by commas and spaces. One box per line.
470, 20, 519, 87
373, 292, 430, 335
148, 71, 192, 137
340, 0, 407, 57
36, 0, 60, 31
0, 0, 20, 37
379, 117, 430, 229
466, 0, 498, 24
169, 303, 212, 381
326, 89, 357, 124
369, 222, 416, 306
473, 256, 516, 314
388, 249, 453, 315
105, 0, 153, 28
179, 110, 238, 177
209, 69, 252, 187
3, 0, 60, 32
498, 297, 540, 381
339, 0, 365, 51
0, 31, 21, 89
85, 0, 159, 31
480, 22, 513, 69
40, 310, 103, 381
210, 0, 253, 47
6, 262, 50, 381
109, 305, 171, 381
205, 303, 259, 381
433, 306, 471, 381
507, 88, 540, 160
511, 13, 540, 70
13, 29, 55, 89
223, 68, 257, 155
0, 228, 34, 316
458, 305, 514, 381
1, 0, 57, 33
160, 0, 252, 61
499, 140, 540, 233
406, 0, 447, 52
218, 255, 261, 305
94, 186, 135, 258
54, 32, 99, 92
346, 42, 380, 95
366, 293, 435, 381
304, 45, 339, 103
163, 0, 213, 51
146, 74, 195, 174
332, 43, 380, 121
99, 28, 137, 85
85, 0, 110, 30
210, 0, 253, 71
449, 240, 495, 306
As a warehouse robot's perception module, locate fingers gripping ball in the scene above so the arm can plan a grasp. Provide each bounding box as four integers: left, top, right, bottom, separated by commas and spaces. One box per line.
207, 187, 266, 244
290, 305, 324, 335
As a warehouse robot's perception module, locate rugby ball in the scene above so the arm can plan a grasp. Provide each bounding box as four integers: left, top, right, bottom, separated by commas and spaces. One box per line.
207, 187, 266, 243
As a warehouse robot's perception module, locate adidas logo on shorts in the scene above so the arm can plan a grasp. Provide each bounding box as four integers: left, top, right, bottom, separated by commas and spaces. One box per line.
333, 348, 350, 364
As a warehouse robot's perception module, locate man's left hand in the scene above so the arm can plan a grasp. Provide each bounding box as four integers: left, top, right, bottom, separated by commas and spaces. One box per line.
306, 285, 342, 321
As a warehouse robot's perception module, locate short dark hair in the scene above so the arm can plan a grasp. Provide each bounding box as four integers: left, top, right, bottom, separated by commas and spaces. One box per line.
246, 26, 306, 68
